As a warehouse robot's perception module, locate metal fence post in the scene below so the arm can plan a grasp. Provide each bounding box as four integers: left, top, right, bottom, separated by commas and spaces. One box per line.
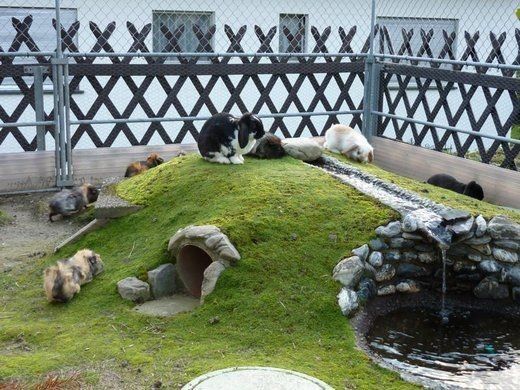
33, 65, 46, 151
53, 0, 74, 187
362, 0, 378, 140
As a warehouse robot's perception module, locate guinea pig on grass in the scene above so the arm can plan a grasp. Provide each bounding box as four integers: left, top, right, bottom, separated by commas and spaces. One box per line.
48, 183, 99, 222
427, 173, 484, 200
125, 153, 164, 178
324, 124, 374, 163
44, 249, 104, 303
248, 133, 286, 159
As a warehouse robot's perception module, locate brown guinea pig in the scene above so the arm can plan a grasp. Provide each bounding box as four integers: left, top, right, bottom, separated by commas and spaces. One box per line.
124, 153, 165, 178
48, 183, 99, 222
43, 249, 104, 303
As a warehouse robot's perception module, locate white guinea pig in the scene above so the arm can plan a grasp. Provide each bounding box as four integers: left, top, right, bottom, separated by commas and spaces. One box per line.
323, 124, 374, 163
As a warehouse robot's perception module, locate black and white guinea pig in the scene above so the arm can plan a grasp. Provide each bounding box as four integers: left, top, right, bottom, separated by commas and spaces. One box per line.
197, 112, 265, 164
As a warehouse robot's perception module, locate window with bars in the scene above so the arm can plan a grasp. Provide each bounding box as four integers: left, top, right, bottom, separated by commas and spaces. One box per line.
0, 6, 77, 87
152, 10, 214, 59
279, 13, 308, 55
376, 16, 458, 60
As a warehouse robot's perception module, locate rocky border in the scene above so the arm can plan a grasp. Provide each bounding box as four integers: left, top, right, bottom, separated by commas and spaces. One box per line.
335, 214, 520, 317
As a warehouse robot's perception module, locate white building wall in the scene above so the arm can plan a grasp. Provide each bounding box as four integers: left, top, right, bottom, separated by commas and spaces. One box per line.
0, 0, 517, 152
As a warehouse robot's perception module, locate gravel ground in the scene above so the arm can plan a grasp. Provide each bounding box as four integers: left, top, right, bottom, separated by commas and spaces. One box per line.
0, 192, 91, 272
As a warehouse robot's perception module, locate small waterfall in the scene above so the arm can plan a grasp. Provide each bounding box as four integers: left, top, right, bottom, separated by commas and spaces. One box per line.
440, 248, 449, 324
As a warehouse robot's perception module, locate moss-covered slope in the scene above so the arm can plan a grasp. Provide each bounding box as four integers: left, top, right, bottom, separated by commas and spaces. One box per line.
0, 155, 416, 388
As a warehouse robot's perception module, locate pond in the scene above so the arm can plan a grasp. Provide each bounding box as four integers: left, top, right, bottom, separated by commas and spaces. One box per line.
366, 306, 520, 389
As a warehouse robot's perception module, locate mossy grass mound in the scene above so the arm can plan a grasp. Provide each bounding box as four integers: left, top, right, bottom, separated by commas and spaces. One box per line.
1, 154, 418, 388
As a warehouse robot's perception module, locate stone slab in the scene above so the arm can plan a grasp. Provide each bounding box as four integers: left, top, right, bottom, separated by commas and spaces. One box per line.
182, 367, 333, 390
134, 294, 200, 317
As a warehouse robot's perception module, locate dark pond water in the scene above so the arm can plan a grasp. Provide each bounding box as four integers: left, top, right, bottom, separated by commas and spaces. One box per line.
366, 307, 520, 389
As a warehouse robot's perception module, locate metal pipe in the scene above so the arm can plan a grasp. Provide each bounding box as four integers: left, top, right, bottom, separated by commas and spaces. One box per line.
65, 52, 368, 59
51, 62, 61, 185
1, 120, 55, 128
0, 52, 55, 57
64, 62, 73, 182
0, 187, 59, 197
33, 66, 46, 151
374, 53, 520, 72
369, 0, 377, 57
373, 111, 520, 145
69, 110, 363, 126
54, 0, 63, 59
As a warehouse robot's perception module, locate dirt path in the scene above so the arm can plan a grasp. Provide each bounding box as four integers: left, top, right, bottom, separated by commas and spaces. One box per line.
0, 192, 90, 272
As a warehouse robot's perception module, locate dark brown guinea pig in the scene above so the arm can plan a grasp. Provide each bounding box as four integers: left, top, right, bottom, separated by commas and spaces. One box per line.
124, 153, 164, 178
48, 183, 99, 222
248, 133, 286, 159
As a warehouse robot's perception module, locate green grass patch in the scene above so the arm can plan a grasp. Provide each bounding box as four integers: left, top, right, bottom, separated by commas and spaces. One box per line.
328, 153, 520, 223
0, 208, 13, 226
0, 155, 418, 388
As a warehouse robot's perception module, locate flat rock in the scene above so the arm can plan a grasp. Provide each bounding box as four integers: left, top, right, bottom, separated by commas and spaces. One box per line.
396, 263, 429, 278
396, 280, 421, 293
475, 215, 487, 237
375, 221, 402, 238
502, 267, 520, 287
148, 263, 177, 299
337, 288, 359, 317
492, 247, 518, 263
402, 251, 418, 262
494, 240, 520, 251
368, 251, 383, 267
384, 250, 400, 262
181, 367, 334, 390
402, 213, 421, 233
449, 217, 474, 236
201, 261, 227, 301
332, 256, 365, 289
389, 237, 415, 249
418, 252, 436, 264
377, 285, 396, 296
479, 260, 502, 274
464, 235, 492, 245
375, 264, 396, 282
474, 277, 509, 299
357, 278, 377, 303
439, 208, 471, 223
351, 244, 369, 262
282, 138, 323, 161
488, 216, 520, 240
369, 238, 388, 251
134, 295, 200, 317
117, 277, 151, 303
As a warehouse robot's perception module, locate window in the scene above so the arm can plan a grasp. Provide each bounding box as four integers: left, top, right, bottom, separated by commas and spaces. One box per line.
0, 6, 77, 87
279, 14, 308, 55
152, 11, 214, 59
376, 17, 458, 61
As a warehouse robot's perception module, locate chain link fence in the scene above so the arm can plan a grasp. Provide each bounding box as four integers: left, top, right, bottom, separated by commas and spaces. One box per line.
0, 0, 519, 184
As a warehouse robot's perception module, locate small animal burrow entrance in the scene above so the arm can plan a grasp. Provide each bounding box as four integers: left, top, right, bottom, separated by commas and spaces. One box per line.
176, 245, 213, 298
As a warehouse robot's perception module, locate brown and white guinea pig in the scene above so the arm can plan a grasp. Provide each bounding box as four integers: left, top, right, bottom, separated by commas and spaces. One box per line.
427, 174, 484, 200
44, 249, 104, 303
48, 184, 99, 222
324, 124, 374, 163
197, 112, 265, 164
248, 133, 286, 159
125, 153, 164, 178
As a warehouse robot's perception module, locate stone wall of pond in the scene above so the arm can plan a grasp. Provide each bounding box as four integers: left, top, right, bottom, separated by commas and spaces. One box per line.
334, 214, 520, 317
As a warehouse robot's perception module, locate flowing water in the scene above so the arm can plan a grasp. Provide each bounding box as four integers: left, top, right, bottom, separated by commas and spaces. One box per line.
440, 248, 449, 324
367, 307, 520, 389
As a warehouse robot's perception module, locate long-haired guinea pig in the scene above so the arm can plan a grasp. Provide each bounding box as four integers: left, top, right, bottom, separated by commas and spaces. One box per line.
427, 173, 484, 200
125, 153, 164, 178
323, 124, 374, 163
248, 133, 286, 159
48, 184, 99, 222
44, 249, 104, 303
197, 112, 265, 164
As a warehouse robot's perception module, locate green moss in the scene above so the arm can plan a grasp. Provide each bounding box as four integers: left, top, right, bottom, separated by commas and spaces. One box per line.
0, 209, 13, 226
328, 153, 520, 223
0, 155, 416, 388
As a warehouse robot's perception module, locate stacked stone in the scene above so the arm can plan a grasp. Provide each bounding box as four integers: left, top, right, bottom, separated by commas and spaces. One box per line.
334, 214, 520, 317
